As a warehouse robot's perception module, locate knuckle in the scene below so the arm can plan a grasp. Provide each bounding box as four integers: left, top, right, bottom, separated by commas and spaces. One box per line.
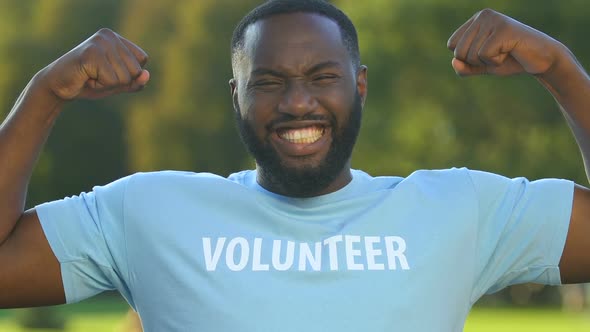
90, 34, 106, 45
454, 50, 465, 61
92, 28, 117, 43
478, 8, 497, 18
138, 53, 149, 65
130, 65, 142, 78
447, 40, 456, 50
97, 27, 116, 36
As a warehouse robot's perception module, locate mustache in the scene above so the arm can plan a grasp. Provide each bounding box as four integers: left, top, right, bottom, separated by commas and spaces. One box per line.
266, 113, 336, 130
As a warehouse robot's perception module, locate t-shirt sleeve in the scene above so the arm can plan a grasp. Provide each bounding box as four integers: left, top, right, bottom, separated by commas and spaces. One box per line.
35, 175, 134, 306
468, 170, 574, 301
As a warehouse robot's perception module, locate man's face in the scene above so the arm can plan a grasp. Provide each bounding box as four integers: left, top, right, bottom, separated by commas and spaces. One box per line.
230, 13, 367, 197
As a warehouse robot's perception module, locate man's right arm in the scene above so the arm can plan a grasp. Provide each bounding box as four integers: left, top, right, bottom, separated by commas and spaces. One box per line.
0, 29, 149, 308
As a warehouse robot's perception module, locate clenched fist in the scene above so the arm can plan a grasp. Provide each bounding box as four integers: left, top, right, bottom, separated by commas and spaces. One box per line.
38, 28, 150, 101
447, 9, 567, 77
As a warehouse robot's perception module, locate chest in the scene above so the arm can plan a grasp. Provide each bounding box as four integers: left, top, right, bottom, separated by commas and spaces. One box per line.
125, 193, 477, 331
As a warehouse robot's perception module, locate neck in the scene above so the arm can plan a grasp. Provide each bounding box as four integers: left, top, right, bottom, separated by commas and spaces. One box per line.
256, 163, 352, 198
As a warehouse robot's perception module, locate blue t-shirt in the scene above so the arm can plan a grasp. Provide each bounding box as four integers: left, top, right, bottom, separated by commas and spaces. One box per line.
36, 168, 573, 331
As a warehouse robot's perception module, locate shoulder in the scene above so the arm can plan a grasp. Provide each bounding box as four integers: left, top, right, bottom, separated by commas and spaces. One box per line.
406, 167, 472, 181
114, 170, 257, 214
365, 167, 474, 190
341, 168, 478, 207
129, 170, 225, 181
127, 170, 240, 187
122, 170, 255, 198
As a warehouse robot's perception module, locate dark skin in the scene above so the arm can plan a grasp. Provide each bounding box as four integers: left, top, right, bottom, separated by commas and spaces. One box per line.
0, 9, 588, 310
230, 13, 367, 197
446, 9, 590, 283
0, 28, 149, 307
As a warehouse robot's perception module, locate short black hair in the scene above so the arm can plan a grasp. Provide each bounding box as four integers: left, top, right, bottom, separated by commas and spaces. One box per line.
231, 0, 360, 72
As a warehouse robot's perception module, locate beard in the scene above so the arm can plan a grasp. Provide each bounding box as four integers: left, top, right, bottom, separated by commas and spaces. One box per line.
235, 92, 363, 197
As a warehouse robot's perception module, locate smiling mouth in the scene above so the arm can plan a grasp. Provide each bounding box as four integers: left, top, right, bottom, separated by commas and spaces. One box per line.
276, 125, 326, 144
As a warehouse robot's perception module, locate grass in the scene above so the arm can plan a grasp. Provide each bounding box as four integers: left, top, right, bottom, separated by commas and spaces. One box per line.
0, 295, 131, 332
0, 314, 127, 332
464, 307, 590, 332
0, 296, 589, 331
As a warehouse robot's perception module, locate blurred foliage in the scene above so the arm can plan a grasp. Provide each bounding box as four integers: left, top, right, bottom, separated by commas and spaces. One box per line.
15, 306, 65, 329
1, 0, 589, 313
0, 0, 587, 203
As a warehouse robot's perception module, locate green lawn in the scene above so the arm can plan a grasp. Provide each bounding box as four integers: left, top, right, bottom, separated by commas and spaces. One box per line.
0, 314, 127, 332
0, 295, 131, 332
0, 298, 589, 331
465, 308, 590, 332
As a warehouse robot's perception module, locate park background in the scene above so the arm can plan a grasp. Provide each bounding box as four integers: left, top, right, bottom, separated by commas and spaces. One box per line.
1, 0, 590, 330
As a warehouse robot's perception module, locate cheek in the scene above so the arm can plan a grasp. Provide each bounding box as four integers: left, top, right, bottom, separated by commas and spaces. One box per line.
317, 86, 355, 120
241, 103, 275, 140
242, 91, 280, 122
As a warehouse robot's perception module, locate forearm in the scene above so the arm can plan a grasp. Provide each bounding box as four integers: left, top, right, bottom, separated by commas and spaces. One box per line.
536, 45, 590, 183
0, 70, 64, 243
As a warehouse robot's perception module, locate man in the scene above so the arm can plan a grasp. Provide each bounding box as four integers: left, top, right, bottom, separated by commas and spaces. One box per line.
0, 0, 589, 331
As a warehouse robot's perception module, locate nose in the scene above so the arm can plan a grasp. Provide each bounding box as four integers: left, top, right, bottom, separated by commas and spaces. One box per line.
278, 80, 318, 117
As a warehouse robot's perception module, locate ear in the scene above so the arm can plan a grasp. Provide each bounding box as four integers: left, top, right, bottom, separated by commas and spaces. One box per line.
356, 65, 368, 107
229, 78, 239, 113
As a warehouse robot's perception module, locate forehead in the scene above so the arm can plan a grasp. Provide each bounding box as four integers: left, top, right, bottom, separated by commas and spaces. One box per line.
241, 13, 350, 74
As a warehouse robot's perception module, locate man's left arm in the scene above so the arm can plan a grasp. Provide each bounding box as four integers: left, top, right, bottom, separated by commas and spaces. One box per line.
447, 9, 590, 283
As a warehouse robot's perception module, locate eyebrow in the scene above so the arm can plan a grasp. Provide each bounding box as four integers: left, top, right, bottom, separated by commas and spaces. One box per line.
304, 61, 343, 75
250, 61, 343, 78
250, 67, 286, 78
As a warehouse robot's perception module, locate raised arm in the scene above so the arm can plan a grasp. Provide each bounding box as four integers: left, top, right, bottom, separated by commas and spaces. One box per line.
0, 29, 149, 307
447, 9, 590, 283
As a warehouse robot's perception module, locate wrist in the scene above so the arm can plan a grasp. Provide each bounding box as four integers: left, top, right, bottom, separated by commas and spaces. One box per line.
31, 68, 67, 106
16, 70, 68, 124
536, 43, 586, 94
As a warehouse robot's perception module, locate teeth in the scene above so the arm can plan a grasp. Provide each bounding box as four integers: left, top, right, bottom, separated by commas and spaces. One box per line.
278, 126, 324, 144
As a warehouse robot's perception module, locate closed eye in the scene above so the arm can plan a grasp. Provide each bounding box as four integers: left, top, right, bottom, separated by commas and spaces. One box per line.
312, 74, 340, 85
255, 80, 281, 86
249, 80, 283, 91
314, 74, 338, 80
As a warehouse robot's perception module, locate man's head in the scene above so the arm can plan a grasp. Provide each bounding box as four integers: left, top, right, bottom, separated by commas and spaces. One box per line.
231, 0, 361, 74
230, 0, 368, 197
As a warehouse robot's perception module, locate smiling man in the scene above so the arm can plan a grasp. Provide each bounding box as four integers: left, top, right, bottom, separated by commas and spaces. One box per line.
1, 0, 590, 331
230, 9, 366, 197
